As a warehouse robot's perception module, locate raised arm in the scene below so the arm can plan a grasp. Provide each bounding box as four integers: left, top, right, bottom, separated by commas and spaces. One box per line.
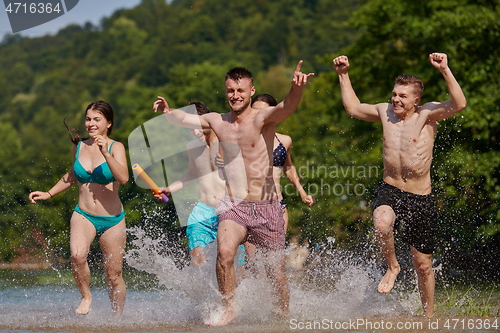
154, 143, 199, 200
426, 53, 467, 121
153, 96, 211, 129
261, 61, 314, 124
333, 56, 380, 122
95, 137, 129, 185
283, 146, 316, 207
28, 145, 79, 203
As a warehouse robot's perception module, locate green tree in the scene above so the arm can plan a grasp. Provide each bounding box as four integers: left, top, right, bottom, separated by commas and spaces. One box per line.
292, 0, 500, 276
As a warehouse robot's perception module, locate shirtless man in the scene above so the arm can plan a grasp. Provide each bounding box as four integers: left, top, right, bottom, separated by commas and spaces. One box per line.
240, 94, 316, 274
153, 61, 313, 325
153, 101, 225, 267
333, 53, 466, 317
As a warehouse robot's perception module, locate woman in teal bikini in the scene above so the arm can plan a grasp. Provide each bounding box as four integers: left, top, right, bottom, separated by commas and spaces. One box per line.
28, 101, 129, 316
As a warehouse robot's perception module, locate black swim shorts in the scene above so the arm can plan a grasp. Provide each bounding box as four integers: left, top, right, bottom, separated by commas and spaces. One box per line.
373, 182, 438, 254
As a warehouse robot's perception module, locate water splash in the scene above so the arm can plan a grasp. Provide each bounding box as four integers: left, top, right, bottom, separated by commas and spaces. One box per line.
0, 225, 426, 332
124, 226, 420, 325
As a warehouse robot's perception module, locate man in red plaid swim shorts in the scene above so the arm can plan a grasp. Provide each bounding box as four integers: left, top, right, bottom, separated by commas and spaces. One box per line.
216, 196, 285, 251
154, 61, 313, 326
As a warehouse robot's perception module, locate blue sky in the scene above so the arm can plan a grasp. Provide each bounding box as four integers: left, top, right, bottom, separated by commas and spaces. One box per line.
1, 0, 142, 39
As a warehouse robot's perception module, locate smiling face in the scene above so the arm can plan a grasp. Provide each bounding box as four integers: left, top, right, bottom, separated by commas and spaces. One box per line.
85, 108, 112, 137
225, 77, 255, 113
391, 84, 421, 117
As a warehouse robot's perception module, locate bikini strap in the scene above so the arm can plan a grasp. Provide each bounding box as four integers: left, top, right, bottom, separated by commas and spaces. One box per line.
275, 134, 282, 143
108, 141, 116, 153
75, 141, 82, 159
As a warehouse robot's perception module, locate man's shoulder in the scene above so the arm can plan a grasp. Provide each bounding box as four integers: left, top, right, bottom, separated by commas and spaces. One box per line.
416, 103, 440, 123
419, 101, 441, 112
203, 111, 224, 123
242, 107, 262, 118
376, 102, 392, 111
370, 102, 392, 118
206, 111, 226, 118
377, 103, 395, 122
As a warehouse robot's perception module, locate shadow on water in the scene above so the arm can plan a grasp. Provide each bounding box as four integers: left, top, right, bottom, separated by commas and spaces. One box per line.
1, 224, 499, 332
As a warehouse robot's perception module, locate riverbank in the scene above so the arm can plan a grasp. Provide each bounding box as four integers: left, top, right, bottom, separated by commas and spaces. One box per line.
0, 262, 52, 270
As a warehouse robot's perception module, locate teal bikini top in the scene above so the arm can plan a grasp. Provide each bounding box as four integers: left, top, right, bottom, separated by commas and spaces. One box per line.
73, 141, 117, 184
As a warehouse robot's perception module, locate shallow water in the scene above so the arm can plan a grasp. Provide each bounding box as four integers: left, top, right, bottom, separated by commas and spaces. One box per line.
1, 228, 498, 332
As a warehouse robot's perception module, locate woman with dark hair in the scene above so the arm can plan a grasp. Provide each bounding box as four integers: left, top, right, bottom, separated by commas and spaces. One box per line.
29, 101, 129, 315
252, 94, 316, 230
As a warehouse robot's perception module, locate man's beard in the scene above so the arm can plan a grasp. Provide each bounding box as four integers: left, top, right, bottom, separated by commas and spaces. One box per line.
229, 99, 250, 113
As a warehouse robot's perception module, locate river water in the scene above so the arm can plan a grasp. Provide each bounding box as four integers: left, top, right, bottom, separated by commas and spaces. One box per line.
1, 227, 498, 332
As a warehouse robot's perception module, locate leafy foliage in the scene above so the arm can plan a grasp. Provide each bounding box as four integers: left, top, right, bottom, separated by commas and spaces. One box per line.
0, 0, 498, 280
312, 0, 500, 278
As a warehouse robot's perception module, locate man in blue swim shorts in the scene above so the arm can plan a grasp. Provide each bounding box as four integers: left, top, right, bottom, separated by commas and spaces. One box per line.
186, 201, 219, 251
155, 101, 246, 267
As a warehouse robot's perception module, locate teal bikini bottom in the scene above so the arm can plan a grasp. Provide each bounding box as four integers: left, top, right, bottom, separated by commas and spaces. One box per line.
74, 204, 125, 236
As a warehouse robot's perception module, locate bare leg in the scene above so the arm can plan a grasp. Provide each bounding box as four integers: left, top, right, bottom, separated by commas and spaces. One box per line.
282, 207, 289, 234
190, 247, 207, 267
243, 241, 258, 276
411, 246, 434, 317
207, 219, 246, 326
100, 219, 127, 315
70, 212, 97, 315
242, 206, 288, 279
264, 250, 290, 319
373, 205, 400, 293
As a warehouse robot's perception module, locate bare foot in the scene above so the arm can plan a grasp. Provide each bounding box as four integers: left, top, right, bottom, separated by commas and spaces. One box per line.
275, 308, 290, 321
423, 310, 434, 318
205, 308, 237, 326
378, 267, 400, 293
75, 296, 92, 315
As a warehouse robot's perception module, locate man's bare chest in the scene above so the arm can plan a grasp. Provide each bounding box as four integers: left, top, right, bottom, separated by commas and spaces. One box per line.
383, 122, 435, 155
214, 121, 262, 147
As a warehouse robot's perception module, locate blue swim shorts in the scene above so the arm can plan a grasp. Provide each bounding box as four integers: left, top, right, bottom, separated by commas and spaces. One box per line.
186, 202, 219, 251
186, 202, 247, 265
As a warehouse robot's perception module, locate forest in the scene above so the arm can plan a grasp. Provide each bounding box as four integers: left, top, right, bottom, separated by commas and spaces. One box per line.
0, 0, 499, 281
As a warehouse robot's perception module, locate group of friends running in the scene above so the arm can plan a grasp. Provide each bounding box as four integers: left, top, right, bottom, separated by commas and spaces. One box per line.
28, 52, 466, 324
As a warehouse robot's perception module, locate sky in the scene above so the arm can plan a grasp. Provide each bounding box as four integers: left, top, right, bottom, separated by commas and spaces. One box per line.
0, 0, 143, 39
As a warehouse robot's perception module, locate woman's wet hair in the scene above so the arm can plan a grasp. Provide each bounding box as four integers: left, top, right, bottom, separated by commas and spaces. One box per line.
188, 100, 210, 115
65, 101, 114, 144
252, 93, 278, 107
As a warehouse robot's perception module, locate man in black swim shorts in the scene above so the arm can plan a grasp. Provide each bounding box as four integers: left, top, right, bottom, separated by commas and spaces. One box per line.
334, 52, 466, 317
373, 182, 438, 255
